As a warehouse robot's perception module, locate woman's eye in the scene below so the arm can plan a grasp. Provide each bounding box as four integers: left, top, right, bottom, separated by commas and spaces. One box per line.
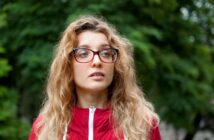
77, 51, 89, 58
101, 50, 111, 58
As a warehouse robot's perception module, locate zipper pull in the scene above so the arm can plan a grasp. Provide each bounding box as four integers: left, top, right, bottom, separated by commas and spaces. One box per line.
89, 106, 95, 113
88, 106, 96, 140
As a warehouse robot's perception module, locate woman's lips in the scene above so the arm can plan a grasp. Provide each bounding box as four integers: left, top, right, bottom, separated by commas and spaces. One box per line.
89, 72, 104, 77
89, 72, 105, 80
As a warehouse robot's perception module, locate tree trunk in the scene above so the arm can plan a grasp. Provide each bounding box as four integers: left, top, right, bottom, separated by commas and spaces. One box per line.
183, 114, 201, 140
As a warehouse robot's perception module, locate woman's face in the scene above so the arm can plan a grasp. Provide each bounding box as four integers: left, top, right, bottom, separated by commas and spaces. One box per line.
72, 31, 115, 94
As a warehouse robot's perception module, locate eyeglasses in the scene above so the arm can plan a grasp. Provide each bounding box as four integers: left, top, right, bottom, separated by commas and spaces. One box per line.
72, 48, 118, 63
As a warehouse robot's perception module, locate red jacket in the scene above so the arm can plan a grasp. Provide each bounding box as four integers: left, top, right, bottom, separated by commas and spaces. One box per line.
29, 106, 161, 140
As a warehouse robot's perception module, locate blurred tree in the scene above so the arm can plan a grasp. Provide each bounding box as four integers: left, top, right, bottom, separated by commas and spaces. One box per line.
0, 0, 69, 139
0, 0, 213, 139
0, 0, 69, 121
0, 46, 29, 139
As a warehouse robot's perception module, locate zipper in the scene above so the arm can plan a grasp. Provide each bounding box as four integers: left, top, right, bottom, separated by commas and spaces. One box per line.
88, 106, 96, 140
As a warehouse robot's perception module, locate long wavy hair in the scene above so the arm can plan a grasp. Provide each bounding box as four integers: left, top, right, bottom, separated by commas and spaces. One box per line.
35, 15, 159, 140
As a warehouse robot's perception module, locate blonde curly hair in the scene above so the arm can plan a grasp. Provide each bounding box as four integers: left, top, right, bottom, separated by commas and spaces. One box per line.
35, 15, 159, 140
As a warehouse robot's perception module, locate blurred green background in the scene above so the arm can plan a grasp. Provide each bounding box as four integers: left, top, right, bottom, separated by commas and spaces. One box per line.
0, 0, 214, 139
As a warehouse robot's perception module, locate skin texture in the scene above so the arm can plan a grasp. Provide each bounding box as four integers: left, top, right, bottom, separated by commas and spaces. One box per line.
72, 31, 115, 108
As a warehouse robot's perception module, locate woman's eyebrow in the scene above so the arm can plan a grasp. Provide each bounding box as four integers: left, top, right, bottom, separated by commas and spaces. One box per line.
77, 44, 111, 48
77, 44, 90, 48
100, 44, 111, 47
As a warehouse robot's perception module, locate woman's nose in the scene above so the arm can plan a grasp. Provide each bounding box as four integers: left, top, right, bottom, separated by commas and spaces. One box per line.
91, 54, 102, 66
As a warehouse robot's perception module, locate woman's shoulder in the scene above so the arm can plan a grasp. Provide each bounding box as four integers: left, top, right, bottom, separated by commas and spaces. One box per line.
34, 114, 43, 124
28, 114, 43, 140
150, 119, 161, 140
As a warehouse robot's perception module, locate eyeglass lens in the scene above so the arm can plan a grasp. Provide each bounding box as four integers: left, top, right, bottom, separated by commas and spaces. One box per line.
73, 48, 118, 63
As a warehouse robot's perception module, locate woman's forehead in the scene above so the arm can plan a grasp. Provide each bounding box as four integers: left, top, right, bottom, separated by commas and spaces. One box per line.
76, 31, 110, 49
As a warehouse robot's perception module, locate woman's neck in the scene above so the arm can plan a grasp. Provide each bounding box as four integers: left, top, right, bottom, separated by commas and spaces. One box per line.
76, 88, 109, 109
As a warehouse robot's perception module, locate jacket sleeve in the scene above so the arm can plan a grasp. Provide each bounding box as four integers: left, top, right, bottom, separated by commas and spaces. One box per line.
150, 125, 161, 140
28, 115, 43, 140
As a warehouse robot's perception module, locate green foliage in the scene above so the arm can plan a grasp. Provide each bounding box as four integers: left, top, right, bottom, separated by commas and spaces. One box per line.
0, 0, 214, 139
0, 59, 10, 77
0, 88, 30, 139
0, 46, 30, 139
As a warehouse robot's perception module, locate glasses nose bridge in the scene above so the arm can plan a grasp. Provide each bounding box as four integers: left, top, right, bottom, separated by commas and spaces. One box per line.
93, 51, 99, 56
92, 50, 102, 62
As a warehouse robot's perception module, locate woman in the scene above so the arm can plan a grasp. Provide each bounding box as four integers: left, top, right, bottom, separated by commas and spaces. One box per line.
28, 15, 161, 140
